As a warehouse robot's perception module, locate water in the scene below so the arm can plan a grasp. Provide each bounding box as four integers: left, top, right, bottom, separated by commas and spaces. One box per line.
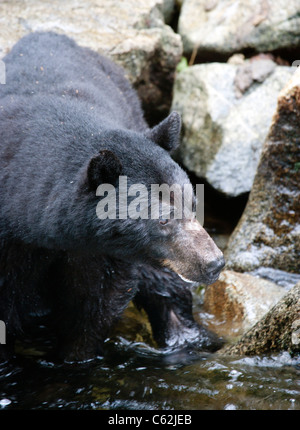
0, 318, 299, 410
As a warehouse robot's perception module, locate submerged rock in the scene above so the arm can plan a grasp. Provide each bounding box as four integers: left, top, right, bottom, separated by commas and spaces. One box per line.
178, 0, 300, 60
203, 270, 285, 338
171, 57, 293, 196
225, 67, 300, 273
248, 267, 300, 290
0, 0, 182, 125
222, 282, 300, 356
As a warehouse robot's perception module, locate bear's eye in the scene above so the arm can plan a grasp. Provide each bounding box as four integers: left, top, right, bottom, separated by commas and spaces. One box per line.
159, 219, 169, 226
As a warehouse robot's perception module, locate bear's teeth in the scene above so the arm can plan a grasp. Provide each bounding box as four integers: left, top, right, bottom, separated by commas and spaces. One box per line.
177, 273, 195, 284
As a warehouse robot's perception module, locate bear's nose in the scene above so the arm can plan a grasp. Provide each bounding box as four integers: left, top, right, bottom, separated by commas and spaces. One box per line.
207, 256, 225, 276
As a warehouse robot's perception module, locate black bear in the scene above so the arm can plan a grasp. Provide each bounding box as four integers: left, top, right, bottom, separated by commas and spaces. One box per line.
0, 32, 224, 362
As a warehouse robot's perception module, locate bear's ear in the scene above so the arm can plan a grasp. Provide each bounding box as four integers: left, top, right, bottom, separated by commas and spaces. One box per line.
87, 149, 122, 190
145, 111, 181, 152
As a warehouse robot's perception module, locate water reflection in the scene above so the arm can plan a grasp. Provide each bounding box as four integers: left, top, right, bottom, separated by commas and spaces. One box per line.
0, 335, 299, 410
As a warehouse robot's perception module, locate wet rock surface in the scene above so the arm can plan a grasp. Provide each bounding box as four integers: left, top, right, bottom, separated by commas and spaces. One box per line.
225, 67, 300, 273
222, 282, 300, 356
0, 0, 182, 125
202, 270, 286, 338
248, 267, 300, 290
171, 56, 293, 196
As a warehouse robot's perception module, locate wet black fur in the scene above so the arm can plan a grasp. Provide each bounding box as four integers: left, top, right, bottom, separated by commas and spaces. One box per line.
0, 33, 222, 362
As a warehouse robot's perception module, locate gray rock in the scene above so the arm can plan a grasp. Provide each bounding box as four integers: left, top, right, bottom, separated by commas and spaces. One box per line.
225, 67, 300, 273
0, 0, 182, 125
171, 57, 293, 196
160, 0, 177, 23
221, 282, 300, 356
178, 0, 300, 59
248, 267, 300, 290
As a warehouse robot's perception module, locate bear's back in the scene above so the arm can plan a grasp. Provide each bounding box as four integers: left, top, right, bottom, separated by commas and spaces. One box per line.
1, 32, 147, 132
0, 33, 149, 245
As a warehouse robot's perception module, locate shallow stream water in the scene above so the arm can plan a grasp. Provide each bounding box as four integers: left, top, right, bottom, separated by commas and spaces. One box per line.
0, 310, 299, 410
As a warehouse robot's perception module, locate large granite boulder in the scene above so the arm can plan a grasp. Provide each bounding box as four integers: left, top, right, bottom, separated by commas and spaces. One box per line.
222, 282, 300, 356
202, 270, 286, 338
178, 0, 300, 60
0, 0, 182, 125
171, 55, 293, 196
225, 67, 300, 273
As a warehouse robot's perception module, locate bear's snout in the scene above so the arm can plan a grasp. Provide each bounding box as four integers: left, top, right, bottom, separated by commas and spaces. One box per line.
161, 219, 225, 285
207, 255, 225, 276
205, 255, 225, 283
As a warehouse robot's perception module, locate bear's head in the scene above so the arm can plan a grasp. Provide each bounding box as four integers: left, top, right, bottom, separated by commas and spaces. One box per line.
85, 112, 224, 285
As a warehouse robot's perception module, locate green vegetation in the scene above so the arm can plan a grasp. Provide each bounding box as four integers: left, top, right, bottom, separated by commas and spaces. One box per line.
293, 162, 300, 172
176, 56, 188, 73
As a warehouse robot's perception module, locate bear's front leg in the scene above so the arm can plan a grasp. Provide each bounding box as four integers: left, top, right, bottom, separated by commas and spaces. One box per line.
134, 264, 223, 353
51, 254, 138, 362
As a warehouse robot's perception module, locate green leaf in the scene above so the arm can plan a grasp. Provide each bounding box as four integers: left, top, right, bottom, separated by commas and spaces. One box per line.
294, 162, 300, 172
176, 57, 189, 73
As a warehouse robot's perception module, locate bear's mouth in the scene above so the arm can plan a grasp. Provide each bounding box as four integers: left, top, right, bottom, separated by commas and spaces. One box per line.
161, 258, 223, 285
177, 273, 195, 284
161, 259, 197, 284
